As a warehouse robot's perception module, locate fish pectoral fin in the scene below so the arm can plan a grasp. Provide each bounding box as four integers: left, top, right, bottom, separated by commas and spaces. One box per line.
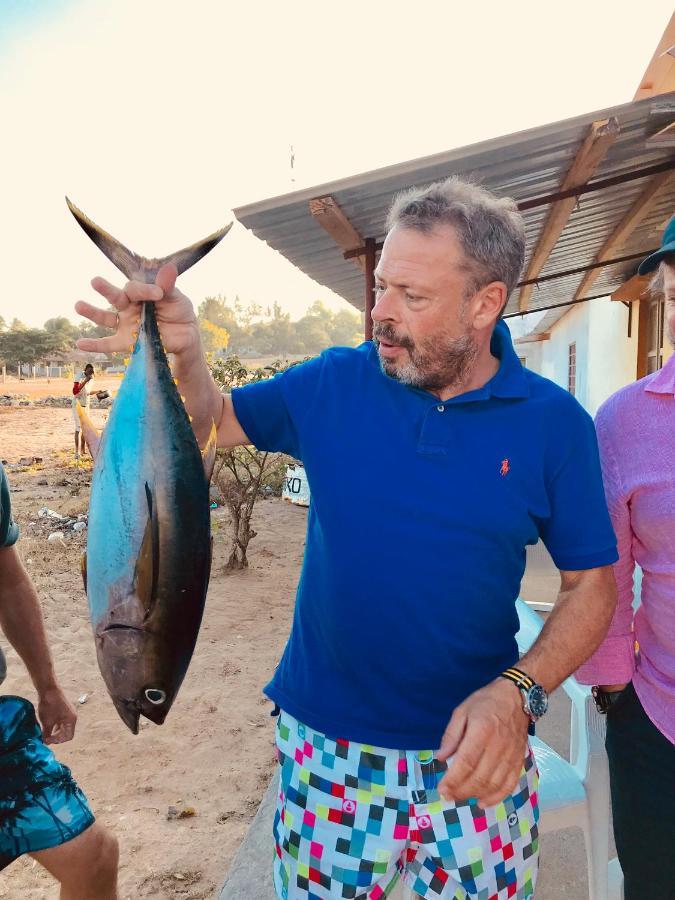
76, 401, 101, 459
201, 419, 218, 482
81, 551, 87, 593
135, 483, 159, 616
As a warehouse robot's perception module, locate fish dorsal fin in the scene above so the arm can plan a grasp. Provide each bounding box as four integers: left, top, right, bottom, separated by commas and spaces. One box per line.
81, 551, 87, 593
66, 197, 232, 282
135, 483, 159, 616
202, 419, 218, 482
75, 401, 101, 459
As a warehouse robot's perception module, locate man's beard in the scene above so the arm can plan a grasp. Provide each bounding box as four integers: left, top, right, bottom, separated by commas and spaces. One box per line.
373, 322, 479, 393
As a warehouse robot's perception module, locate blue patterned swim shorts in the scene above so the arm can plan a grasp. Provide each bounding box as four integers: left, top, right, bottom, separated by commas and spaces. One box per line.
273, 711, 539, 899
0, 696, 95, 870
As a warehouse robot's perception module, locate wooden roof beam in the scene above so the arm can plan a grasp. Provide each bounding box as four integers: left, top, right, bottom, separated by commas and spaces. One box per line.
573, 168, 675, 301
611, 274, 652, 302
518, 118, 620, 313
646, 121, 675, 147
309, 195, 366, 272
515, 332, 551, 344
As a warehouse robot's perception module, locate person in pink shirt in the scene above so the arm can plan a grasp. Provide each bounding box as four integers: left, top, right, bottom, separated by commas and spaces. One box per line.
576, 219, 675, 900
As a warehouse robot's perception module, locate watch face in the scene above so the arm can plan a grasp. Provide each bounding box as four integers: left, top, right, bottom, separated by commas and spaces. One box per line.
527, 684, 548, 718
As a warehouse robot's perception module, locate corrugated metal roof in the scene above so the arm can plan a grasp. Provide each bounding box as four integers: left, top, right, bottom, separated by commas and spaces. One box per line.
234, 94, 675, 321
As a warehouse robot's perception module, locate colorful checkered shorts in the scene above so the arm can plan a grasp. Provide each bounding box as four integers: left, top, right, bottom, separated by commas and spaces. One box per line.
273, 711, 539, 899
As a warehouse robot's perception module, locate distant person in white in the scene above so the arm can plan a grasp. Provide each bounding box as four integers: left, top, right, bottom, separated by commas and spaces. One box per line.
71, 363, 96, 459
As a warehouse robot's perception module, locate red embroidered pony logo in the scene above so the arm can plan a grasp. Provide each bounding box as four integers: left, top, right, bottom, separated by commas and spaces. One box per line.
500, 459, 511, 477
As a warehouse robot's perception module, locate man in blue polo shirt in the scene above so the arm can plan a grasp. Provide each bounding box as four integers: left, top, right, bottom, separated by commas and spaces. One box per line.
77, 176, 618, 899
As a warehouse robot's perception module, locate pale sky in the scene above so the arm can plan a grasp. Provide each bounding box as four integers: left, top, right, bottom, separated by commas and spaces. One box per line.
0, 0, 672, 331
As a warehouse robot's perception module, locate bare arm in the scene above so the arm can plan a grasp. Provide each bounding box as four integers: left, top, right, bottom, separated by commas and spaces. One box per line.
171, 347, 250, 450
517, 565, 617, 691
75, 264, 250, 449
0, 545, 77, 743
437, 565, 616, 807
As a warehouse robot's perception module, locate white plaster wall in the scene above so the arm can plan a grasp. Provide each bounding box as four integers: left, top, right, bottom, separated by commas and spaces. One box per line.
586, 298, 638, 416
537, 303, 591, 408
515, 341, 542, 372
520, 299, 640, 415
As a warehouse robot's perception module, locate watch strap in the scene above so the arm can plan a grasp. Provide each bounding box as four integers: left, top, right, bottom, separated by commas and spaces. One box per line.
500, 667, 535, 692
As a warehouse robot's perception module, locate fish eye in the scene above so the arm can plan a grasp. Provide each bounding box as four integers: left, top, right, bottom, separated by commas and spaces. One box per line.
144, 688, 166, 705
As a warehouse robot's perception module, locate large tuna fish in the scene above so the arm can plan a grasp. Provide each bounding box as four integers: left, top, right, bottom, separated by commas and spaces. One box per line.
67, 199, 231, 733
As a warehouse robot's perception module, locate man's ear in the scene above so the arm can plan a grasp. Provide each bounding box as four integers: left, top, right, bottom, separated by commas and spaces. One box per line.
472, 282, 507, 329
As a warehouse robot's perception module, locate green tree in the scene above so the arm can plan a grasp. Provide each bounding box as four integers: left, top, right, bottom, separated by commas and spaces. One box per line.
199, 318, 230, 356
198, 295, 247, 353
294, 312, 331, 355
0, 328, 70, 368
328, 308, 362, 347
44, 316, 79, 340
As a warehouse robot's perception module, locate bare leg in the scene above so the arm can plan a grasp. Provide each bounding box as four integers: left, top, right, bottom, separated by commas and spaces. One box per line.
80, 431, 87, 456
74, 431, 80, 458
30, 822, 119, 900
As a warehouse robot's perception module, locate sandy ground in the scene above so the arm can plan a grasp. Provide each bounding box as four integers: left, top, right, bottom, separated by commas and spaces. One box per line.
1, 376, 123, 400
0, 395, 303, 898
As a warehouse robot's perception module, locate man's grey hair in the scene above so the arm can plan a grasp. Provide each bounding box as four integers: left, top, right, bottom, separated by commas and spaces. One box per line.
386, 176, 526, 305
649, 252, 675, 296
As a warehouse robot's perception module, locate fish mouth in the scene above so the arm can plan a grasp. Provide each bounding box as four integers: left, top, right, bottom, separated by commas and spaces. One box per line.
112, 698, 141, 734
101, 623, 144, 634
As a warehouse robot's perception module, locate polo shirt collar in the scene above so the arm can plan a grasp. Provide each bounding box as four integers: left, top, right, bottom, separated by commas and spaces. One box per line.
486, 320, 530, 400
445, 320, 529, 404
644, 352, 675, 396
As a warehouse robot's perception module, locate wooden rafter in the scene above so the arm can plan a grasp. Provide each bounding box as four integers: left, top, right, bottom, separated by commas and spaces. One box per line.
518, 118, 620, 312
634, 12, 675, 100
309, 196, 365, 272
611, 274, 651, 302
646, 121, 675, 147
573, 169, 675, 301
515, 332, 551, 344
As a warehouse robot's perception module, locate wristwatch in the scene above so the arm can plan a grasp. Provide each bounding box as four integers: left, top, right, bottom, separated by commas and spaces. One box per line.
500, 666, 548, 723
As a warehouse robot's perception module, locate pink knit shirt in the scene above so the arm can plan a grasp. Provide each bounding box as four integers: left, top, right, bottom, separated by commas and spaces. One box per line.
576, 354, 675, 744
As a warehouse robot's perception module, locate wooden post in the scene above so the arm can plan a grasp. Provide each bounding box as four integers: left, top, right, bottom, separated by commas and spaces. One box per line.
364, 237, 376, 341
636, 300, 650, 380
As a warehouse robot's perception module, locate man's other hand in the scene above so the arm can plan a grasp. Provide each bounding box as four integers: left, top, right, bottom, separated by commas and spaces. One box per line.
38, 686, 77, 745
437, 678, 530, 808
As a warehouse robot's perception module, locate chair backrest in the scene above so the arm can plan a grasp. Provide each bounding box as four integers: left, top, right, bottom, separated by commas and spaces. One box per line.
515, 598, 604, 781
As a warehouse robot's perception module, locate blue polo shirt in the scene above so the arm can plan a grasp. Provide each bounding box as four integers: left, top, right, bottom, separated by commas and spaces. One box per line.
232, 321, 618, 749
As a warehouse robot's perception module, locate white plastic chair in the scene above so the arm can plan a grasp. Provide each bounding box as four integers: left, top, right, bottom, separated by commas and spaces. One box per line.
516, 598, 614, 900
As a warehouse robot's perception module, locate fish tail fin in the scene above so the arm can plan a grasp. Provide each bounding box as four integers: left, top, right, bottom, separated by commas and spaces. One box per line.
66, 197, 232, 281
66, 198, 142, 280
76, 401, 101, 459
201, 420, 218, 482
